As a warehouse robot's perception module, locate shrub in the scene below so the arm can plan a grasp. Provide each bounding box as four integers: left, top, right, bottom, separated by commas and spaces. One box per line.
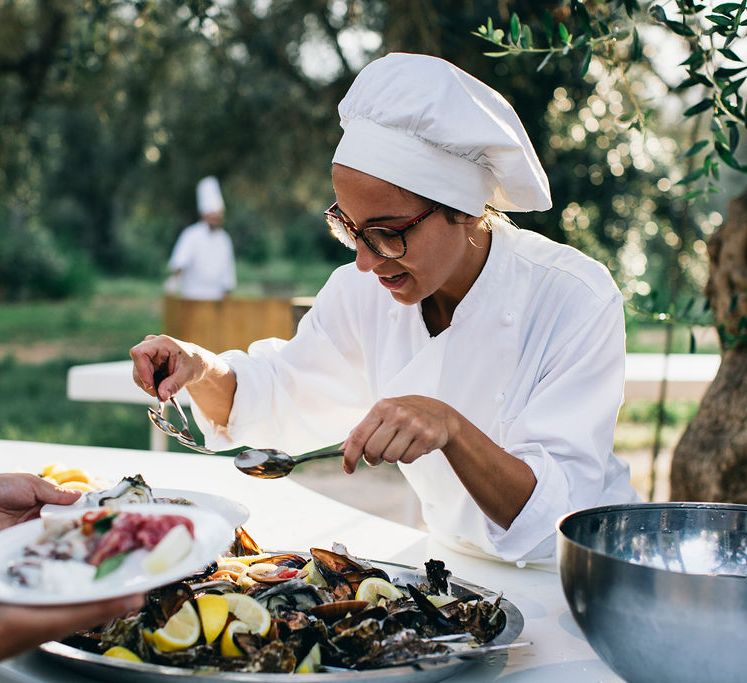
0, 210, 95, 301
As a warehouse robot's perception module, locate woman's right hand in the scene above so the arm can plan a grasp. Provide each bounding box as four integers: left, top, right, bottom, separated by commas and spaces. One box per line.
129, 335, 210, 401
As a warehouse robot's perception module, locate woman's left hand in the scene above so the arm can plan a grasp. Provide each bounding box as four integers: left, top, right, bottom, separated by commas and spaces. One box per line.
342, 396, 460, 473
0, 474, 81, 531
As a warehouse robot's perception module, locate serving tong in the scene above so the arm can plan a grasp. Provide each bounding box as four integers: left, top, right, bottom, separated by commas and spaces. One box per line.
146, 365, 344, 478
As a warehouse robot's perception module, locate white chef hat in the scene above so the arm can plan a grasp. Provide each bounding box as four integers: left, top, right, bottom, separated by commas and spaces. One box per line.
332, 53, 551, 216
196, 176, 225, 215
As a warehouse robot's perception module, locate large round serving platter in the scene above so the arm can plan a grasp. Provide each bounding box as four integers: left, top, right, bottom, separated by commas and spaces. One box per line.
39, 556, 525, 683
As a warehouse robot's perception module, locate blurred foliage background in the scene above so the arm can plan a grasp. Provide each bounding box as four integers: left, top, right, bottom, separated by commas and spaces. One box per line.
3, 0, 742, 305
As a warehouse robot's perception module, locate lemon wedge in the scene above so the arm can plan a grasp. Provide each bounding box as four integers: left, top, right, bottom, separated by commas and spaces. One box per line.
40, 463, 66, 478
49, 468, 90, 485
196, 594, 229, 645
295, 642, 322, 673
302, 559, 328, 587
426, 594, 456, 608
355, 577, 404, 605
151, 601, 201, 652
143, 524, 193, 574
220, 620, 251, 657
103, 646, 142, 662
224, 593, 272, 637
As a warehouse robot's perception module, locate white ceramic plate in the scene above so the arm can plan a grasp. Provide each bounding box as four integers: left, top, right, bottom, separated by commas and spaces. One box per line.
0, 503, 234, 606
41, 489, 249, 529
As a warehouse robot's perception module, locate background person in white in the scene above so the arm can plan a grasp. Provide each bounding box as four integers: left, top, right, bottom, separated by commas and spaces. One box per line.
167, 176, 237, 300
132, 54, 637, 564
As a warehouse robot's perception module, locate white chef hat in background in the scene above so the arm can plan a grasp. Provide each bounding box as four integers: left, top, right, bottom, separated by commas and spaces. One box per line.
332, 53, 552, 217
196, 176, 225, 215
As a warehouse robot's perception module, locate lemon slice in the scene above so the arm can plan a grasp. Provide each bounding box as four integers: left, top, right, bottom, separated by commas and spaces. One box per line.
143, 524, 193, 574
222, 553, 274, 565
302, 560, 328, 587
61, 480, 96, 492
196, 594, 229, 645
355, 577, 404, 605
426, 594, 456, 608
224, 593, 272, 637
151, 601, 201, 652
220, 620, 251, 657
103, 646, 142, 662
295, 642, 322, 673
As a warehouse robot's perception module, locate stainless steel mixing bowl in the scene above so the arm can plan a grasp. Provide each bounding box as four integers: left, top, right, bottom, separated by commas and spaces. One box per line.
557, 503, 747, 683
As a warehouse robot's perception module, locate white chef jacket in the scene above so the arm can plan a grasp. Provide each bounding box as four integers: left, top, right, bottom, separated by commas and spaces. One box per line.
192, 217, 637, 562
168, 221, 236, 300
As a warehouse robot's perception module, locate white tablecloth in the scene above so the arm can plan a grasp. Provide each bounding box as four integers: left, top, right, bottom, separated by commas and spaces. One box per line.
0, 440, 621, 682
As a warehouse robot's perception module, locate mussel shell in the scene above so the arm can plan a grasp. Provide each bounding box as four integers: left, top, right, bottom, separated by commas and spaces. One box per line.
448, 597, 506, 643
333, 605, 388, 634
424, 559, 452, 594
189, 580, 237, 594
143, 583, 194, 629
244, 560, 308, 584
310, 548, 390, 594
330, 618, 384, 656
309, 600, 369, 622
230, 527, 262, 556
405, 583, 455, 630
262, 553, 308, 568
254, 578, 326, 613
382, 607, 425, 632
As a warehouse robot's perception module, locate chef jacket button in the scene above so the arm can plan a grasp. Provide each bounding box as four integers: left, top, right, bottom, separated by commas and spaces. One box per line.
500, 311, 514, 326
515, 560, 527, 569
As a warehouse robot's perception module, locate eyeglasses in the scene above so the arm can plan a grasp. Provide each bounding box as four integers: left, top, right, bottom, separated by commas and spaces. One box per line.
324, 202, 441, 259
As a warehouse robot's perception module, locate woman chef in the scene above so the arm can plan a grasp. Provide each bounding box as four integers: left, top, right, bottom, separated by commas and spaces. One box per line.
131, 53, 637, 563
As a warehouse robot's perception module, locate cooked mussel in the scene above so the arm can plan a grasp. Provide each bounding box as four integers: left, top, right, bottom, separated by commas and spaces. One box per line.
230, 527, 263, 556
143, 583, 194, 629
309, 599, 369, 622
254, 578, 327, 613
310, 547, 390, 599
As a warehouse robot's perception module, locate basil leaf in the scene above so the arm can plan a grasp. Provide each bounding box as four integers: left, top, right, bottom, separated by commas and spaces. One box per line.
95, 552, 129, 580
93, 513, 117, 534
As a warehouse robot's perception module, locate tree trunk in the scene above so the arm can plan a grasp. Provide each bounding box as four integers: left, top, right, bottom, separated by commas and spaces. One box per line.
670, 189, 747, 501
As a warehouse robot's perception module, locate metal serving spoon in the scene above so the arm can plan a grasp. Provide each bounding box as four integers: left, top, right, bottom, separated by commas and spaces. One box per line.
233, 446, 345, 479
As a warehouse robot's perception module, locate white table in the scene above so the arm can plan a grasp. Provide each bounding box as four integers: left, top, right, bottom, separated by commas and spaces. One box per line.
0, 439, 620, 682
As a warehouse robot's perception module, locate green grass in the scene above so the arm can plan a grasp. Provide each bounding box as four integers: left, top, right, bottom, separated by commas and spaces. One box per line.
0, 355, 151, 449
625, 322, 720, 354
